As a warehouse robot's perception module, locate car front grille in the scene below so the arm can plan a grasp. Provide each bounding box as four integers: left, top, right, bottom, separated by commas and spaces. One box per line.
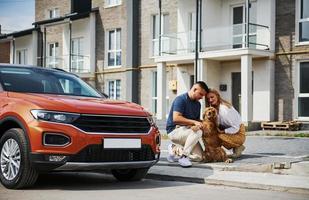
72, 115, 151, 134
69, 144, 155, 162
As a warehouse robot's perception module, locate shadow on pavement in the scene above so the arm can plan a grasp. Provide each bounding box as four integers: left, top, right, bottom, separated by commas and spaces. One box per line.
30, 171, 194, 191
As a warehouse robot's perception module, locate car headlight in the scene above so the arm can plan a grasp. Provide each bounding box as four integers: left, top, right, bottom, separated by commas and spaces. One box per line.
31, 110, 80, 124
147, 115, 157, 127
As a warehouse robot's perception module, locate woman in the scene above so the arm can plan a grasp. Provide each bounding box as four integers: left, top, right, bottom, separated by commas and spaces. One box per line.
206, 89, 246, 158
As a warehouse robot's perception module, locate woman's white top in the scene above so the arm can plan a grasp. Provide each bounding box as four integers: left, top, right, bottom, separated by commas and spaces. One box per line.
217, 104, 242, 134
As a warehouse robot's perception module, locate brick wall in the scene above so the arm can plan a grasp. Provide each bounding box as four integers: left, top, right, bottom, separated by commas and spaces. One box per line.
0, 42, 10, 63
35, 0, 70, 22
140, 0, 178, 66
275, 0, 309, 120
92, 0, 128, 98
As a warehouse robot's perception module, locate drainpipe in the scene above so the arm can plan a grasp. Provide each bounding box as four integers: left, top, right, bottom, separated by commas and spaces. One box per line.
194, 0, 200, 82
245, 0, 250, 48
38, 28, 43, 66
12, 38, 15, 64
199, 0, 202, 52
69, 21, 72, 72
44, 26, 46, 67
159, 0, 162, 56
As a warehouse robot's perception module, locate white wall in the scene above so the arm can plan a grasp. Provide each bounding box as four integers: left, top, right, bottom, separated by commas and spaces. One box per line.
220, 59, 274, 121
176, 64, 194, 94
14, 35, 34, 65
62, 17, 94, 74
202, 0, 273, 50
204, 59, 221, 90
177, 0, 195, 54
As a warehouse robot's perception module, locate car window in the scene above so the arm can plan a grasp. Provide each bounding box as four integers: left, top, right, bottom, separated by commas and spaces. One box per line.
0, 67, 103, 98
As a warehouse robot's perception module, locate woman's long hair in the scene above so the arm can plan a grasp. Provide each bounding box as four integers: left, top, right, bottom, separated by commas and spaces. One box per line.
206, 89, 232, 109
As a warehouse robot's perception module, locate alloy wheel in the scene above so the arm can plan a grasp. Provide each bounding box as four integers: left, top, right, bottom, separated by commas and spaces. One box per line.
0, 139, 21, 181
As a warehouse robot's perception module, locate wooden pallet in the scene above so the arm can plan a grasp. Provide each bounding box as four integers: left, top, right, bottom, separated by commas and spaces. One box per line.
261, 121, 302, 131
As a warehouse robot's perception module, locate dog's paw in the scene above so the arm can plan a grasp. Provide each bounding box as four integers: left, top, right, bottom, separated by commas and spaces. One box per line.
224, 158, 233, 163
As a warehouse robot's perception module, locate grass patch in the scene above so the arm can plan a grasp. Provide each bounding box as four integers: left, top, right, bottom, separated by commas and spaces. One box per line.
249, 132, 309, 137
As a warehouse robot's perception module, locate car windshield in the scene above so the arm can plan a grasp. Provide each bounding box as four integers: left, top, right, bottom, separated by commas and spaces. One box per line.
0, 67, 103, 98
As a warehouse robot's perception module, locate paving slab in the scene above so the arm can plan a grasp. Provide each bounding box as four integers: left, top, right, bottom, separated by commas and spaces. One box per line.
205, 171, 309, 195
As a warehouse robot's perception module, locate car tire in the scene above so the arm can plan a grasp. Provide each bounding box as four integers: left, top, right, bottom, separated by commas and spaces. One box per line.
111, 168, 149, 182
0, 128, 38, 189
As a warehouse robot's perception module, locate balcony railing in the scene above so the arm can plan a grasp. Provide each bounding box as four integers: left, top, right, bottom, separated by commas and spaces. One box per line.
154, 23, 270, 56
45, 55, 90, 73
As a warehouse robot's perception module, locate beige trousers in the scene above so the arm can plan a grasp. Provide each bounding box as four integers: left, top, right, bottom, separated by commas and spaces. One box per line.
168, 126, 203, 161
218, 124, 246, 149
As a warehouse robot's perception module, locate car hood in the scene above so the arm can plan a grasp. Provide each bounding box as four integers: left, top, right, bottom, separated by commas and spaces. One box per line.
9, 93, 149, 117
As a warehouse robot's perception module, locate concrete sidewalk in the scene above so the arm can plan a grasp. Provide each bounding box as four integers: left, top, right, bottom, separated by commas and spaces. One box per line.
147, 158, 309, 195
146, 136, 309, 194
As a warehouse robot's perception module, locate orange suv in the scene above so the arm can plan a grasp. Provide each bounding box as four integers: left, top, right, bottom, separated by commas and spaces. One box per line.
0, 64, 160, 189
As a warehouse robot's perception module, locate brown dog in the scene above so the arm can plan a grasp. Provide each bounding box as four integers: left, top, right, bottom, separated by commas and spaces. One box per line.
194, 107, 232, 163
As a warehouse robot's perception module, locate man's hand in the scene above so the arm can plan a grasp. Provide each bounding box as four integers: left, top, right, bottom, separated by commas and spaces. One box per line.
193, 121, 203, 130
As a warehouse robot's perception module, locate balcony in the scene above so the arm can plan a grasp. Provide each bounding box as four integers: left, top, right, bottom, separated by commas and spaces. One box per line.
45, 55, 90, 73
154, 23, 270, 56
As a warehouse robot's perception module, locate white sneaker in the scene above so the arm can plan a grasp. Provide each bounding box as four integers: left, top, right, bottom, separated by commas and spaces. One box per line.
167, 144, 178, 162
178, 156, 192, 168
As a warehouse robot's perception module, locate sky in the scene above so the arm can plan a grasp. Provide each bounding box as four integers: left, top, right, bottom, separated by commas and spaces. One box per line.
0, 0, 35, 34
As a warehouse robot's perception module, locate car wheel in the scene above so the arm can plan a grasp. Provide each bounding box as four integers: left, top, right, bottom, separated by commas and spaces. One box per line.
111, 168, 149, 182
0, 128, 38, 189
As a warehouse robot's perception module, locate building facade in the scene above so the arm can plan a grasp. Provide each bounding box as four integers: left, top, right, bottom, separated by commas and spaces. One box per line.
151, 0, 276, 129
275, 0, 309, 122
0, 0, 308, 128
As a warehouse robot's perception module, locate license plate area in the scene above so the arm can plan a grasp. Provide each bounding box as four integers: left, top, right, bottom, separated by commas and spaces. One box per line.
103, 138, 141, 149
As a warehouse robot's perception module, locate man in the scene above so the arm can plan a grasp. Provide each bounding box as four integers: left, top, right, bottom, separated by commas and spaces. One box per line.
166, 81, 209, 167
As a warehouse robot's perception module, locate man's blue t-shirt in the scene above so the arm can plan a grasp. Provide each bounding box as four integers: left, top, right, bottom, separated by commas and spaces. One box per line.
166, 93, 201, 134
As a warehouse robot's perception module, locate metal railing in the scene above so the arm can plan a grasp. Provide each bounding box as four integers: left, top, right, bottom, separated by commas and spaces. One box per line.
45, 54, 90, 73
153, 23, 270, 56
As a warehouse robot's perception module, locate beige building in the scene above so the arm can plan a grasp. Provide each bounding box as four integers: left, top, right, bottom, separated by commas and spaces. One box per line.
0, 0, 308, 129
33, 0, 137, 100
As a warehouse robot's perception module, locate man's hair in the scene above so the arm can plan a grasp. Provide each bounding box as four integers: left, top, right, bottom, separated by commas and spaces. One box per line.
195, 81, 209, 93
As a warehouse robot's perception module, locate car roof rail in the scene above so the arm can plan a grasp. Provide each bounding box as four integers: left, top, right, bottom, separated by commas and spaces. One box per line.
52, 68, 79, 77
52, 68, 67, 72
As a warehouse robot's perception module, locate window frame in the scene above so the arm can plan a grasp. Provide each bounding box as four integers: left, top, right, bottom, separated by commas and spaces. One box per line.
71, 37, 86, 73
296, 0, 309, 46
295, 60, 309, 121
16, 49, 27, 65
107, 79, 121, 100
150, 13, 169, 57
48, 8, 60, 19
47, 42, 59, 68
105, 0, 122, 8
106, 28, 122, 68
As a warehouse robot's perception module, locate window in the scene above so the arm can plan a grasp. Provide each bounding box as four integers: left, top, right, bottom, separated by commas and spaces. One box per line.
151, 14, 169, 56
48, 8, 60, 19
47, 42, 59, 68
297, 0, 309, 43
189, 12, 196, 52
108, 80, 121, 100
106, 0, 121, 7
71, 38, 85, 73
231, 3, 257, 49
16, 49, 27, 64
151, 71, 170, 117
151, 71, 157, 115
297, 62, 309, 118
107, 29, 121, 67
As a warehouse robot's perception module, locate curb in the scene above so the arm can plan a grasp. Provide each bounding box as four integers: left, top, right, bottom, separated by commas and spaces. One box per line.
156, 160, 274, 173
148, 160, 309, 194
205, 171, 309, 195
146, 174, 205, 184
